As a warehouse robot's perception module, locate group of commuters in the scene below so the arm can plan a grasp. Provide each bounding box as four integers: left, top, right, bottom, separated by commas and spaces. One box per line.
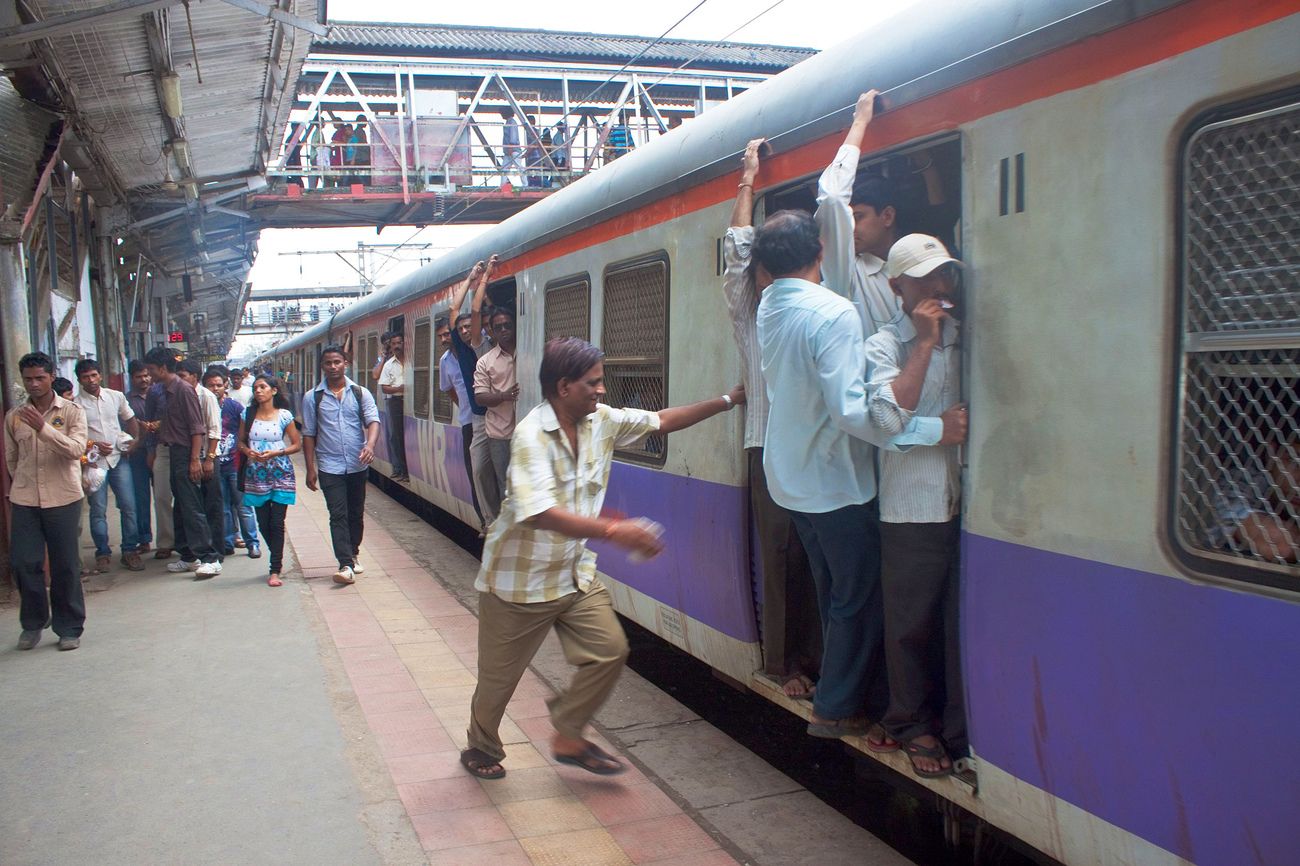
3, 351, 367, 650
283, 116, 370, 189
458, 90, 969, 782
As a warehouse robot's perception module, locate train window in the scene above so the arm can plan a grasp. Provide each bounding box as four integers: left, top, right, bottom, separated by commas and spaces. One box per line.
602, 254, 669, 465
413, 318, 432, 419
366, 333, 381, 402
432, 347, 453, 425
544, 274, 591, 342
1170, 94, 1300, 593
760, 134, 963, 255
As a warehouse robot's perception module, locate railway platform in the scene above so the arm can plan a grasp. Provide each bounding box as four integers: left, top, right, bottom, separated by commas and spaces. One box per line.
0, 470, 910, 866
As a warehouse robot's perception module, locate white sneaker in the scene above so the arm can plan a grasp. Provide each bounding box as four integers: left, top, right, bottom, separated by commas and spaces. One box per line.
166, 560, 195, 573
351, 558, 364, 575
194, 561, 221, 579
332, 566, 355, 585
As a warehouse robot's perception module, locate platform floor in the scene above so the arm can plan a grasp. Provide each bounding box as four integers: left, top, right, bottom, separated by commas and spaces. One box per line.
0, 470, 911, 866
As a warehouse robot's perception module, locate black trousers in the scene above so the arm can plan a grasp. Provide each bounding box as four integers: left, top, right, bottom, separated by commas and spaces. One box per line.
461, 422, 483, 522
320, 470, 367, 568
201, 470, 225, 558
12, 501, 85, 638
748, 448, 821, 678
880, 519, 966, 751
169, 445, 218, 563
253, 501, 288, 574
386, 396, 407, 475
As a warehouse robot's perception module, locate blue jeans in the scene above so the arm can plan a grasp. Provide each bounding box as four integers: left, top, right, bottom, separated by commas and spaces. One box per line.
128, 450, 153, 545
789, 500, 888, 721
88, 459, 141, 556
219, 463, 258, 548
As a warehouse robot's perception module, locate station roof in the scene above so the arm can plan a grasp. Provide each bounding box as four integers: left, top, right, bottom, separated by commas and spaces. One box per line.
316, 22, 817, 73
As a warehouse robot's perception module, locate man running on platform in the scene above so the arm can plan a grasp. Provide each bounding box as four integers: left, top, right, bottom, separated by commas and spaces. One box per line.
461, 337, 744, 780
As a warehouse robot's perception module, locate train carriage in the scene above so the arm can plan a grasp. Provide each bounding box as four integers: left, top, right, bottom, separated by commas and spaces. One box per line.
266, 2, 1300, 863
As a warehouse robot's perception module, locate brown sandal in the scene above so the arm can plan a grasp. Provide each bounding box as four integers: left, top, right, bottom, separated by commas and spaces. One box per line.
460, 748, 506, 779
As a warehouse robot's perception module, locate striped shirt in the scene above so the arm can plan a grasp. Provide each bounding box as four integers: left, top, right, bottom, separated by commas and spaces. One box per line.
722, 226, 768, 449
815, 143, 904, 338
865, 315, 961, 523
476, 400, 661, 603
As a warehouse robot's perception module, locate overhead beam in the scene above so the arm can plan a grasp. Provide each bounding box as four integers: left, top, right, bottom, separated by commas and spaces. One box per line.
0, 0, 181, 47
213, 0, 327, 36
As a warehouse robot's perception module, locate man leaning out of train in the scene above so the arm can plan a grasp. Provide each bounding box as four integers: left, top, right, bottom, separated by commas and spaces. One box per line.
865, 233, 968, 778
754, 210, 966, 745
460, 336, 745, 780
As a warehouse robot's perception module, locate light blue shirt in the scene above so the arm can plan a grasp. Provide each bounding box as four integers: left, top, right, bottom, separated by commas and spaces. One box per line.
301, 377, 380, 475
756, 277, 942, 514
439, 349, 473, 426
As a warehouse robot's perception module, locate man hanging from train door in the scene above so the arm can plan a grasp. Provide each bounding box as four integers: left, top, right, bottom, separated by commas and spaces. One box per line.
460, 337, 745, 780
475, 306, 520, 512
722, 138, 823, 701
378, 332, 409, 482
866, 234, 968, 778
446, 257, 500, 533
754, 210, 966, 743
816, 90, 904, 339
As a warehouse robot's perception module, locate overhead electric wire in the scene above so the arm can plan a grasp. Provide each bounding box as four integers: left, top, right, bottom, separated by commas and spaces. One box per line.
642, 0, 793, 96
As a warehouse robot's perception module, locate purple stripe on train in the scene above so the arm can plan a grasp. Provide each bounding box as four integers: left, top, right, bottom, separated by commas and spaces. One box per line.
963, 533, 1299, 866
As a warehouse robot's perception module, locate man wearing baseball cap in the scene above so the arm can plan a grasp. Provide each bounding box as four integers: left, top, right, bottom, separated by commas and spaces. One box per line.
864, 233, 968, 778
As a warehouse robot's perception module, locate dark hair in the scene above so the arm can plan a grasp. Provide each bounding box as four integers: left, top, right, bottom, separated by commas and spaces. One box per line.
319, 343, 348, 361
849, 173, 897, 213
53, 377, 74, 396
178, 358, 202, 378
128, 359, 147, 375
454, 313, 472, 328
144, 347, 178, 370
433, 316, 450, 331
18, 352, 54, 374
202, 365, 227, 384
752, 210, 822, 278
540, 337, 604, 399
74, 358, 100, 377
253, 375, 291, 410
490, 308, 515, 327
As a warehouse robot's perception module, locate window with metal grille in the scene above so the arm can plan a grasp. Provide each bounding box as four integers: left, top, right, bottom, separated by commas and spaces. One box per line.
602, 255, 668, 465
413, 318, 432, 418
1171, 95, 1300, 593
433, 338, 454, 425
545, 275, 591, 342
367, 334, 381, 402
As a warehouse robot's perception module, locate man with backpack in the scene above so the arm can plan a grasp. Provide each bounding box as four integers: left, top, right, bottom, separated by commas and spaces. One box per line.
301, 344, 381, 586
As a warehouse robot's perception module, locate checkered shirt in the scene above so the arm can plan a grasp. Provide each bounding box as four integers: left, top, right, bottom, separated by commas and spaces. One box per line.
475, 400, 660, 603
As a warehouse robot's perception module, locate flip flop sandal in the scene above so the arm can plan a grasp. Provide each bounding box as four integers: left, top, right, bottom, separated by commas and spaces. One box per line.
865, 724, 900, 754
900, 738, 954, 779
781, 673, 816, 701
460, 747, 506, 780
554, 743, 625, 776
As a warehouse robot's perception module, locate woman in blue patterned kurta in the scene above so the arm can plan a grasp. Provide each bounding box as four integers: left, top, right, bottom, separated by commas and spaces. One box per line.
238, 375, 301, 586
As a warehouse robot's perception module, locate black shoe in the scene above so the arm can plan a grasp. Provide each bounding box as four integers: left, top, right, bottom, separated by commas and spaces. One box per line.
223, 546, 235, 556
17, 630, 41, 650
248, 544, 262, 559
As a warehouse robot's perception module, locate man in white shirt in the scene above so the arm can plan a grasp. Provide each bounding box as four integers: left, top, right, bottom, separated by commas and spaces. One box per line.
722, 139, 821, 699
474, 308, 519, 510
865, 234, 968, 778
74, 359, 145, 573
755, 210, 964, 743
438, 315, 485, 529
815, 90, 903, 340
378, 333, 409, 481
227, 368, 254, 407
447, 257, 500, 528
178, 359, 227, 566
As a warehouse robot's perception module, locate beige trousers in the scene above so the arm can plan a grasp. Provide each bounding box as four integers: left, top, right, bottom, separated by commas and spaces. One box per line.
467, 583, 628, 761
151, 445, 174, 549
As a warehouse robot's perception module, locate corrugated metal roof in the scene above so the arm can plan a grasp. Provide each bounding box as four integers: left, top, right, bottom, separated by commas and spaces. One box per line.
0, 77, 59, 223
317, 22, 816, 72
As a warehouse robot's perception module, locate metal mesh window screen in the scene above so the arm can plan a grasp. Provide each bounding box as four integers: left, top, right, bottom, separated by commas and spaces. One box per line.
602, 258, 668, 464
545, 278, 591, 342
413, 319, 432, 418
433, 327, 453, 424
1174, 99, 1300, 587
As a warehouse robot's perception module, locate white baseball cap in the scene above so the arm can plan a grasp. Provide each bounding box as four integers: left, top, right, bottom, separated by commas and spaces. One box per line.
885, 233, 961, 279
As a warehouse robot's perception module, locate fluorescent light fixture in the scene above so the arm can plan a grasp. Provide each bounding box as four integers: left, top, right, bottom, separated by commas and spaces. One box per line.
159, 72, 183, 119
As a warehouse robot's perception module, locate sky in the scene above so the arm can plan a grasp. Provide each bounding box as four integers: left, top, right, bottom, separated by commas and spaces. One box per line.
236, 0, 917, 358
